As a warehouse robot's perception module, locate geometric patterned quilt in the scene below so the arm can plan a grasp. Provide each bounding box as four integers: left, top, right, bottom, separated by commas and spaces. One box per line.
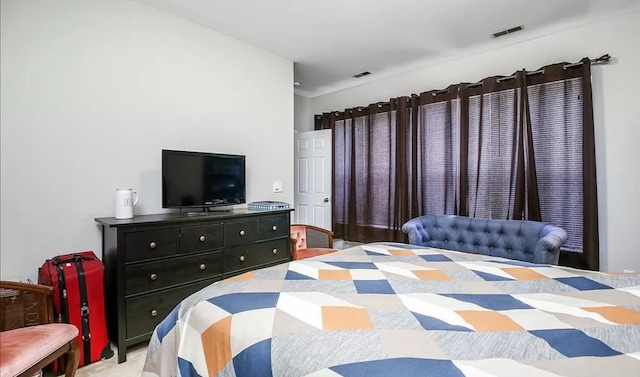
141, 243, 640, 377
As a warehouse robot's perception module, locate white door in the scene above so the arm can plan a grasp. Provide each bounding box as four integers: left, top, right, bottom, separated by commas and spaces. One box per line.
294, 129, 332, 229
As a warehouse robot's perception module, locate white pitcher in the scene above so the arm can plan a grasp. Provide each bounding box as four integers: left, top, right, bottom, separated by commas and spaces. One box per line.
115, 187, 138, 219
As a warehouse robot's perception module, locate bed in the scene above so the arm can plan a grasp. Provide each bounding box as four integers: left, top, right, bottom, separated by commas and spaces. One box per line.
141, 242, 640, 377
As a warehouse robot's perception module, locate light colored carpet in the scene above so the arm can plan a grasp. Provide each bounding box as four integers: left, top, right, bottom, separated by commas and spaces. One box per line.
333, 239, 363, 250
78, 343, 147, 377
45, 342, 148, 377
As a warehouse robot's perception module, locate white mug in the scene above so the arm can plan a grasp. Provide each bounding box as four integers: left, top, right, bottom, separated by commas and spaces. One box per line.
115, 187, 138, 219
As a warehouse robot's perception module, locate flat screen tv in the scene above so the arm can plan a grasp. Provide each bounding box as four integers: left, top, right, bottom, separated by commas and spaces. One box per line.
162, 149, 246, 210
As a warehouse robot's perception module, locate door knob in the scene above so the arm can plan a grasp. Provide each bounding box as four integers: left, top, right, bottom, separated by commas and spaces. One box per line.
324, 198, 330, 203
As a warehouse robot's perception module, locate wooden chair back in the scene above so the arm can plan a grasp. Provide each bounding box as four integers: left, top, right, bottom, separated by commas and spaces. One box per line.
0, 281, 80, 377
290, 224, 335, 260
0, 281, 55, 331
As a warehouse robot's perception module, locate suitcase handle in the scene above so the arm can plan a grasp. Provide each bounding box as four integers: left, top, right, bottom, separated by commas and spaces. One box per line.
52, 254, 96, 265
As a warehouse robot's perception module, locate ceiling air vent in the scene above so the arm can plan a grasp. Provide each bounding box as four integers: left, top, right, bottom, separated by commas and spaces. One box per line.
353, 71, 371, 78
492, 25, 523, 38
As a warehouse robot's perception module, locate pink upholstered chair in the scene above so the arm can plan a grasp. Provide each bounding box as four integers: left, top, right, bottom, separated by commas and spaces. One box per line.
0, 281, 80, 377
290, 224, 337, 260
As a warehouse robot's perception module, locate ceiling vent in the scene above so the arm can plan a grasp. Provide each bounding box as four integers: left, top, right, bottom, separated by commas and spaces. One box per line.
492, 25, 523, 38
353, 71, 371, 78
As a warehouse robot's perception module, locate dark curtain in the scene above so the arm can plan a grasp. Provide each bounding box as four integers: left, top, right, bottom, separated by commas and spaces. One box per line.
414, 86, 462, 217
321, 58, 599, 270
461, 72, 534, 221
461, 77, 520, 220
458, 65, 599, 270
332, 100, 412, 243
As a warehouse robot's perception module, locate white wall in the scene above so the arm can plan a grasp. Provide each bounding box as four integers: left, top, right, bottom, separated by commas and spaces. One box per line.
309, 9, 640, 273
0, 0, 294, 282
294, 94, 314, 131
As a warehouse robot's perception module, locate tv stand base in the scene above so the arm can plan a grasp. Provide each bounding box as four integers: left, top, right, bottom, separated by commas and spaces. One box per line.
181, 207, 232, 216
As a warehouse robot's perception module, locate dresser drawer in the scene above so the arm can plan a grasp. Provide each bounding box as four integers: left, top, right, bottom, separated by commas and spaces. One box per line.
257, 214, 289, 240
125, 251, 222, 296
180, 223, 223, 254
224, 238, 289, 274
125, 279, 213, 339
224, 219, 257, 247
124, 228, 177, 263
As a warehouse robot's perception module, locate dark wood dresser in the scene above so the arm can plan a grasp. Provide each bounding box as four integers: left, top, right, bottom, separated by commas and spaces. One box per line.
95, 208, 293, 363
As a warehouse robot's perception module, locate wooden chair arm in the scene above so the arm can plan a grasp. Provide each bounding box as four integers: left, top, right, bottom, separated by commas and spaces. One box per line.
291, 224, 334, 239
290, 237, 299, 260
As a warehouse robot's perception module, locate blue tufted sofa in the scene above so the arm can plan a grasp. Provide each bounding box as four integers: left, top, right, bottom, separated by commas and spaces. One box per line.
401, 215, 568, 265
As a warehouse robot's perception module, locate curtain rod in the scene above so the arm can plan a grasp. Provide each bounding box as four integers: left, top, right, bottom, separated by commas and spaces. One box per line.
432, 54, 610, 92
316, 54, 611, 117
565, 53, 611, 68
423, 54, 611, 97
495, 54, 611, 83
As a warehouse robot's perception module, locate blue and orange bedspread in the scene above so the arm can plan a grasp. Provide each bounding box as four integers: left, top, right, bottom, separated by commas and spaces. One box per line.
142, 242, 640, 377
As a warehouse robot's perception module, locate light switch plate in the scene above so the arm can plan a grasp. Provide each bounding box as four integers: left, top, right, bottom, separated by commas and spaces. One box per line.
273, 181, 283, 193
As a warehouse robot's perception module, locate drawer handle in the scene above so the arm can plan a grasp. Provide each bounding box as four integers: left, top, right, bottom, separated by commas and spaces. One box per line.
151, 309, 158, 317
272, 225, 278, 231
199, 235, 206, 242
239, 255, 245, 262
200, 263, 206, 270
149, 242, 157, 249
272, 248, 277, 254
239, 230, 246, 236
150, 273, 157, 281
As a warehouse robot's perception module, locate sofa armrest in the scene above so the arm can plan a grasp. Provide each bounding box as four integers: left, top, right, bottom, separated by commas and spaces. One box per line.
536, 225, 568, 265
401, 217, 432, 246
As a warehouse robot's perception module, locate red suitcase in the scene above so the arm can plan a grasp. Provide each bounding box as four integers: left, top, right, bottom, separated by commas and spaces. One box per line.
38, 251, 113, 371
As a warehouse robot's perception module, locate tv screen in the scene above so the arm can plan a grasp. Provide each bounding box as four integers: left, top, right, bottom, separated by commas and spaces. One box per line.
162, 149, 246, 209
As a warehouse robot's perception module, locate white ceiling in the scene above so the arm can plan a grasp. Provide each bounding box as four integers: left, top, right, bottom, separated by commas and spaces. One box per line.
134, 0, 639, 98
